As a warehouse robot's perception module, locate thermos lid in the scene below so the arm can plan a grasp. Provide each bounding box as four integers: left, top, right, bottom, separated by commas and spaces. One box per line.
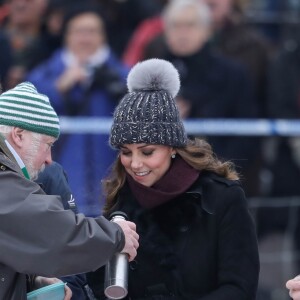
104, 285, 128, 299
109, 211, 128, 220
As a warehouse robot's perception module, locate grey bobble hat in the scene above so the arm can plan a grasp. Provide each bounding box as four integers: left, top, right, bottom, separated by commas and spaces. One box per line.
109, 58, 187, 148
0, 82, 60, 138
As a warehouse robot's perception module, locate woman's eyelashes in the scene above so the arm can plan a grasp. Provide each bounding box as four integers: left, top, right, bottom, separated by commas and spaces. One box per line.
120, 150, 154, 157
142, 150, 154, 156
120, 150, 130, 156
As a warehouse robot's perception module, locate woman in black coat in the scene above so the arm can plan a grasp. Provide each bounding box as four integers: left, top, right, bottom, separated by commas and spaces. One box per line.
86, 58, 259, 299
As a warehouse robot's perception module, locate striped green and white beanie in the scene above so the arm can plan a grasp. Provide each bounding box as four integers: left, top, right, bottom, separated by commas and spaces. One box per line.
0, 82, 60, 138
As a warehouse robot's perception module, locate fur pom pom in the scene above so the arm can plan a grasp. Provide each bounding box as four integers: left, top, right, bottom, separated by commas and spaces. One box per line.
127, 58, 181, 98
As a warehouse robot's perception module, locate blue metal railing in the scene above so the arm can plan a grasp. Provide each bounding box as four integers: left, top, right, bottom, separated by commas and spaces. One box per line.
59, 117, 300, 136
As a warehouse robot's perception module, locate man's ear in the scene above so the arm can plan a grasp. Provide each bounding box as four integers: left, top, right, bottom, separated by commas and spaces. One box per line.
10, 127, 25, 148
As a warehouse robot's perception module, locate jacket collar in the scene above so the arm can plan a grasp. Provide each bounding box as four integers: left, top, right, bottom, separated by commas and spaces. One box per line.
186, 172, 236, 215
0, 134, 24, 177
186, 182, 215, 215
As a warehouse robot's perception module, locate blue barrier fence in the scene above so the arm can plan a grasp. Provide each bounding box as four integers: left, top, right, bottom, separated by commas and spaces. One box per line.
59, 117, 300, 136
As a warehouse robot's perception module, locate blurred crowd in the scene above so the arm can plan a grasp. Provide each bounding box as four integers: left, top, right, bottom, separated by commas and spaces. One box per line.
0, 0, 299, 223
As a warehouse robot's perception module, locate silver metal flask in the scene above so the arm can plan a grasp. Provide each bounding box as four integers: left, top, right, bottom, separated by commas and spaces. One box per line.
104, 212, 129, 299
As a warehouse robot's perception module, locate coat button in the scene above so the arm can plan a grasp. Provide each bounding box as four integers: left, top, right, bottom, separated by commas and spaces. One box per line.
1, 277, 4, 282
129, 260, 138, 270
0, 165, 6, 171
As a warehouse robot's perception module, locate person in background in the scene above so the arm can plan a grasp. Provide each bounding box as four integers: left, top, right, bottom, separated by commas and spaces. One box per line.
202, 0, 271, 118
0, 0, 49, 89
36, 161, 78, 213
36, 162, 89, 299
86, 58, 259, 299
201, 0, 271, 198
27, 2, 129, 216
123, 0, 270, 120
94, 0, 165, 58
121, 0, 167, 67
24, 0, 83, 70
255, 24, 300, 277
143, 0, 260, 198
264, 29, 300, 199
0, 82, 139, 300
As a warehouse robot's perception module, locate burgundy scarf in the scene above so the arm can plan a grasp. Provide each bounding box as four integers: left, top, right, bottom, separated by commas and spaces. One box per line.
126, 156, 200, 209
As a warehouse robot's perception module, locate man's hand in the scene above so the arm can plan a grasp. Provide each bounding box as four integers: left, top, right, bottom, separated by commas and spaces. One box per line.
34, 276, 72, 300
114, 219, 139, 261
286, 275, 300, 300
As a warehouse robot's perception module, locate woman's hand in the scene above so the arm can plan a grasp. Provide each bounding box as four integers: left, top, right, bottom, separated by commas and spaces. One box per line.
286, 275, 300, 299
34, 276, 72, 300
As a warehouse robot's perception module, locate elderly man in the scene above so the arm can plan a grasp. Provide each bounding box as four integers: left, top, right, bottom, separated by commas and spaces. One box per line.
0, 82, 139, 299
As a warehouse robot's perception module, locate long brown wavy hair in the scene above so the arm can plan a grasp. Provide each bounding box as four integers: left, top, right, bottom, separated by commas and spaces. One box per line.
102, 138, 239, 213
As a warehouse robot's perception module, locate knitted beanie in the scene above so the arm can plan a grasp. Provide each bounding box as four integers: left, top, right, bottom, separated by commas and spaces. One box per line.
0, 82, 60, 138
110, 58, 187, 148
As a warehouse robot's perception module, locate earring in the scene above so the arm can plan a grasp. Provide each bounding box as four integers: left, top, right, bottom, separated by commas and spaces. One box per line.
171, 154, 176, 159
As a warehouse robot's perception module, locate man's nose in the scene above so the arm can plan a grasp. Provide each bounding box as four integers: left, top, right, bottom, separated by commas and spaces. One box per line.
45, 151, 53, 165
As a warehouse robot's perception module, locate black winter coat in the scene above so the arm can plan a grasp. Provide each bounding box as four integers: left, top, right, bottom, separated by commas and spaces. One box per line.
87, 172, 259, 300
